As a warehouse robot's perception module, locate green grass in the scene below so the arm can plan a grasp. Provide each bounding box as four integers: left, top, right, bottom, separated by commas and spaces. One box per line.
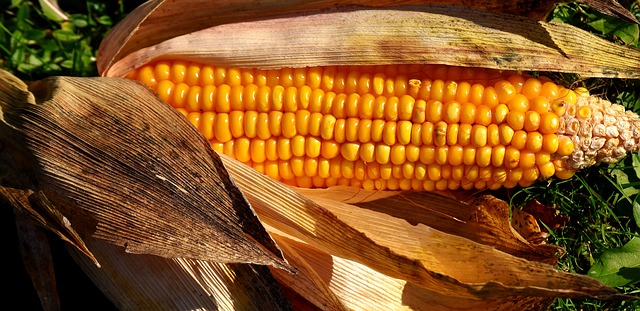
1, 0, 640, 310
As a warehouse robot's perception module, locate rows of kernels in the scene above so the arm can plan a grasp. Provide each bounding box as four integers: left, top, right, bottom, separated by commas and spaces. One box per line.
129, 60, 584, 190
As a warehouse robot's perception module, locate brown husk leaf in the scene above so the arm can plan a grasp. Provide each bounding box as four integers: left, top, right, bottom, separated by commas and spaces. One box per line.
0, 69, 290, 271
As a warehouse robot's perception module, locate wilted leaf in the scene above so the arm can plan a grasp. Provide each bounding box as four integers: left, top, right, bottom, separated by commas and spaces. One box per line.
521, 199, 569, 233
589, 237, 640, 287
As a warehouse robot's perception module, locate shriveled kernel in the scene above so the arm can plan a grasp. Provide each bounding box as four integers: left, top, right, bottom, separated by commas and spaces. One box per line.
434, 121, 448, 146
577, 106, 592, 120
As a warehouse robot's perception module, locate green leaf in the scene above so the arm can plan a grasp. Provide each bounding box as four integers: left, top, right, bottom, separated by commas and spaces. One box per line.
633, 196, 640, 229
52, 29, 81, 43
588, 237, 640, 287
38, 0, 68, 22
612, 166, 640, 197
613, 24, 639, 46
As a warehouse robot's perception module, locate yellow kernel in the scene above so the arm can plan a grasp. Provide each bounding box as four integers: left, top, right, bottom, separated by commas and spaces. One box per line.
341, 142, 361, 161
250, 139, 266, 163
511, 130, 527, 150
172, 83, 190, 108
476, 146, 492, 167
385, 96, 399, 121
557, 136, 575, 156
538, 161, 555, 179
469, 84, 484, 106
506, 111, 525, 131
426, 99, 443, 123
277, 138, 293, 160
495, 80, 516, 104
491, 145, 506, 167
200, 112, 214, 139
360, 143, 376, 162
530, 96, 550, 114
397, 121, 412, 145
291, 135, 305, 157
486, 124, 500, 146
443, 100, 461, 123
306, 137, 321, 158
462, 146, 476, 166
420, 146, 436, 164
156, 80, 175, 104
539, 112, 560, 134
504, 147, 520, 169
492, 104, 509, 124
345, 118, 360, 142
268, 111, 283, 136
458, 124, 472, 146
540, 82, 559, 100
475, 105, 492, 126
522, 167, 539, 182
383, 121, 397, 146
170, 61, 188, 84
265, 138, 278, 161
230, 111, 244, 138
542, 134, 559, 153
391, 144, 407, 165
398, 95, 415, 121
447, 124, 459, 146
525, 131, 543, 152
519, 151, 536, 169
551, 99, 567, 116
471, 124, 488, 147
460, 103, 477, 124
507, 94, 530, 112
498, 124, 515, 145
448, 145, 464, 166
522, 78, 542, 99
376, 144, 391, 164
483, 86, 499, 108
214, 113, 232, 142
574, 87, 590, 97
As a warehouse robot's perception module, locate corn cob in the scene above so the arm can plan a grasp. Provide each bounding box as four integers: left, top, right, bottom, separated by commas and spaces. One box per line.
126, 61, 640, 191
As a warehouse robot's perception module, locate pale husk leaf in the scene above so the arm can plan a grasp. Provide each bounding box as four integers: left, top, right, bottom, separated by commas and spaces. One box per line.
218, 153, 623, 300
98, 0, 569, 75
269, 232, 557, 310
102, 5, 640, 79
67, 237, 292, 310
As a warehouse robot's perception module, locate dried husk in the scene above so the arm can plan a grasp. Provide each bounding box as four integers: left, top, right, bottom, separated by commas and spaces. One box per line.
217, 152, 624, 303
0, 69, 292, 269
99, 2, 640, 79
66, 237, 292, 310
